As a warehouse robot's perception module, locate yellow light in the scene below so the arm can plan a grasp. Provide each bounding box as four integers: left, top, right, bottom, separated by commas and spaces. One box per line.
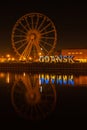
72, 52, 75, 54
78, 59, 87, 63
0, 73, 5, 78
29, 57, 32, 60
23, 72, 26, 76
12, 57, 15, 61
68, 52, 71, 54
6, 73, 10, 84
6, 54, 10, 58
0, 56, 6, 62
8, 58, 11, 61
23, 57, 26, 60
38, 52, 41, 56
76, 52, 78, 54
79, 52, 82, 54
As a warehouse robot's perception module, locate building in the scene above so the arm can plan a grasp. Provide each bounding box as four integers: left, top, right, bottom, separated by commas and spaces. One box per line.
61, 49, 87, 62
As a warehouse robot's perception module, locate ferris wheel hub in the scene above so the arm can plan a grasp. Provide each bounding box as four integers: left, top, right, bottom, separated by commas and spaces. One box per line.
30, 34, 35, 40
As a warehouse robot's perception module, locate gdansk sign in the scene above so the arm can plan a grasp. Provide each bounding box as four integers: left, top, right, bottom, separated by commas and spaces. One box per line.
39, 55, 74, 63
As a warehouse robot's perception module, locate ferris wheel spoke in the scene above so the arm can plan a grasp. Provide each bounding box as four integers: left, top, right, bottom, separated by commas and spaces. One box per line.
41, 29, 55, 35
20, 40, 33, 59
31, 16, 34, 29
25, 76, 33, 89
14, 34, 26, 38
15, 75, 20, 80
14, 39, 27, 44
39, 22, 51, 33
16, 41, 27, 51
19, 21, 29, 32
25, 17, 31, 30
20, 44, 29, 58
35, 15, 39, 29
34, 41, 44, 55
14, 78, 19, 83
15, 28, 27, 35
40, 44, 48, 53
41, 36, 55, 40
22, 79, 32, 91
27, 75, 36, 89
22, 75, 32, 88
40, 39, 53, 47
26, 41, 33, 58
27, 41, 33, 55
37, 103, 44, 115
37, 17, 46, 31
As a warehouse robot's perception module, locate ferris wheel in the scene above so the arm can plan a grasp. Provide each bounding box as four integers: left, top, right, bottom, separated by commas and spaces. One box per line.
11, 13, 57, 61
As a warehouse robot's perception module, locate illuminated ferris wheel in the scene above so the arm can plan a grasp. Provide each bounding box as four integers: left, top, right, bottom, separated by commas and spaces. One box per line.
11, 13, 57, 61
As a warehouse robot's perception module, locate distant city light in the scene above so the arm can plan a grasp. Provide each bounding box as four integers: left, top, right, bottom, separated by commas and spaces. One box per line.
0, 49, 86, 63
6, 54, 10, 58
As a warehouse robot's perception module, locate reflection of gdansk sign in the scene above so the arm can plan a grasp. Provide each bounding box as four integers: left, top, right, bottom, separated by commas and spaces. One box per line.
39, 55, 74, 63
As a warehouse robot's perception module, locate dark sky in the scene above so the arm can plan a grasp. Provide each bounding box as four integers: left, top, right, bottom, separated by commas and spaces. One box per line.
0, 1, 87, 55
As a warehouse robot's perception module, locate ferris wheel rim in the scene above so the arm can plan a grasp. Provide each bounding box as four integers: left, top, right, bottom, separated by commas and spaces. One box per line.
11, 12, 57, 60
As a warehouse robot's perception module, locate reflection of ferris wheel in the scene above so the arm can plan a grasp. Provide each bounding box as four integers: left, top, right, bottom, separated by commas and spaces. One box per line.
12, 13, 57, 61
11, 73, 56, 120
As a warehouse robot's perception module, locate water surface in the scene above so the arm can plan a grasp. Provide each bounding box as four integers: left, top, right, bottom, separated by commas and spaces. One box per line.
0, 72, 87, 128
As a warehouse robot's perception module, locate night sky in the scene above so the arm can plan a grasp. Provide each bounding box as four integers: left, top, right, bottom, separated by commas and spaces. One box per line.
0, 1, 87, 56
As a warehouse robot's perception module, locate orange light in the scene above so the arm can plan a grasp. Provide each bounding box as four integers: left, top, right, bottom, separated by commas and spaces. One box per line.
38, 52, 42, 56
29, 57, 32, 60
6, 54, 10, 58
12, 57, 15, 61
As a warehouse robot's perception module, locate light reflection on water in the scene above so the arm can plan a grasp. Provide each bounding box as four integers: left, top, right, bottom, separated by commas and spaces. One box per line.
0, 72, 87, 86
0, 72, 87, 120
11, 73, 56, 120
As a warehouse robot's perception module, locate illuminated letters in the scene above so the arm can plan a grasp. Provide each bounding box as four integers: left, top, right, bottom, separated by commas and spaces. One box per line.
39, 55, 74, 63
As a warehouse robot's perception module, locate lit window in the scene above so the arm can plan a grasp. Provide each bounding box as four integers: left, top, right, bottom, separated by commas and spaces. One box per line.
72, 52, 75, 54
79, 52, 82, 54
68, 52, 71, 54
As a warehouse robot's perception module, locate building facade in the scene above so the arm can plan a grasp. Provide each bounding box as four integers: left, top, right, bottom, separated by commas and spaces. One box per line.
61, 49, 87, 62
